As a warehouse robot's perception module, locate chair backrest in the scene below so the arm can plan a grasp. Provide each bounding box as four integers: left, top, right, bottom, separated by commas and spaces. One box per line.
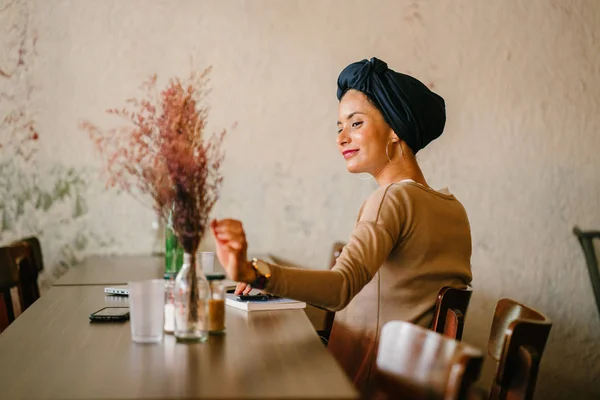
0, 242, 40, 332
431, 286, 473, 341
487, 299, 552, 400
376, 320, 483, 400
21, 236, 45, 272
573, 226, 600, 319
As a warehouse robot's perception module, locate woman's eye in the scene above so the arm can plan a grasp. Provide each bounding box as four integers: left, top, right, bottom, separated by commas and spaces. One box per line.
351, 121, 363, 128
337, 128, 343, 134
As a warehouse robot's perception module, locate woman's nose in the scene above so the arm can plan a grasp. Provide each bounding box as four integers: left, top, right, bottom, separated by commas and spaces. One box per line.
337, 127, 349, 146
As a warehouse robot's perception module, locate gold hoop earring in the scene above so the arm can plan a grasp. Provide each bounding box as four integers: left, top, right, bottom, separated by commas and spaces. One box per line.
385, 140, 403, 163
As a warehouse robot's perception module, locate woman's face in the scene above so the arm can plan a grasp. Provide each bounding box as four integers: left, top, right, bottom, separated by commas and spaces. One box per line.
337, 89, 395, 175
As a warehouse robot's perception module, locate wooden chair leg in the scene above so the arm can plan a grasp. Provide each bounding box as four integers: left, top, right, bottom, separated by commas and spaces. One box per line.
0, 293, 10, 332
1, 290, 15, 327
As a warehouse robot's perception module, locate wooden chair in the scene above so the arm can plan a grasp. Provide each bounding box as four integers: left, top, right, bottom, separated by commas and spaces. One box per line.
0, 241, 40, 332
573, 226, 600, 319
431, 286, 473, 341
0, 291, 9, 333
487, 299, 552, 400
375, 320, 484, 400
21, 236, 45, 273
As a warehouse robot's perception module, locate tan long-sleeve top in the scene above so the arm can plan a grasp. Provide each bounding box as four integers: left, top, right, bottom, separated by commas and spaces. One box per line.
264, 180, 472, 395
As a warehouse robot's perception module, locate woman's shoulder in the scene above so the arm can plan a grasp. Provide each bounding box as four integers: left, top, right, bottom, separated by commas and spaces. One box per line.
364, 180, 446, 203
379, 180, 458, 203
359, 181, 460, 221
358, 183, 410, 222
363, 182, 401, 207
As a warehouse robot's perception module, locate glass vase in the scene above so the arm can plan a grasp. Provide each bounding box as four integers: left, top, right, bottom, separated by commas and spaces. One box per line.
174, 253, 210, 342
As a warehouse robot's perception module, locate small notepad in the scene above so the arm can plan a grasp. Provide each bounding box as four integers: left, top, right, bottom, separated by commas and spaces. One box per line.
225, 294, 306, 312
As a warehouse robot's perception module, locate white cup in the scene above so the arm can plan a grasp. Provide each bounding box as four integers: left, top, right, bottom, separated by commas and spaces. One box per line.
128, 279, 165, 344
196, 251, 214, 274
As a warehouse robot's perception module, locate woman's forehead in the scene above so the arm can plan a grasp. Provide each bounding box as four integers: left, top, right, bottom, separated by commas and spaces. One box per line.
338, 90, 374, 118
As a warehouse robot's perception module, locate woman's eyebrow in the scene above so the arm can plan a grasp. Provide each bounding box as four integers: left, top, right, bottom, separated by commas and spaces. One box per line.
337, 111, 366, 125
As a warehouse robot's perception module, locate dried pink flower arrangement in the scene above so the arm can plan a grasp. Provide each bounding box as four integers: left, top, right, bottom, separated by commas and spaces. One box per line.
81, 67, 226, 323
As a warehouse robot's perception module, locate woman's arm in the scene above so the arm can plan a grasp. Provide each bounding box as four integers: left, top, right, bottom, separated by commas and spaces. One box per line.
264, 220, 397, 311
211, 184, 404, 311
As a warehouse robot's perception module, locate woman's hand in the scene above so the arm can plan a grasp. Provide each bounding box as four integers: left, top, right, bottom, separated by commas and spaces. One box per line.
210, 219, 255, 283
235, 282, 253, 295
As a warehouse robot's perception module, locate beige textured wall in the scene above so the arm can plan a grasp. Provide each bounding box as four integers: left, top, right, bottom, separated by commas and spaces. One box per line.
2, 0, 599, 398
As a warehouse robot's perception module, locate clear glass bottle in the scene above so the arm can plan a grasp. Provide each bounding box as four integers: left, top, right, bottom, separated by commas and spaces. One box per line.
163, 273, 175, 334
206, 273, 226, 334
174, 253, 209, 342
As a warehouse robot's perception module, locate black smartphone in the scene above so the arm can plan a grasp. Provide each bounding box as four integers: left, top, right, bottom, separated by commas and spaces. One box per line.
89, 307, 130, 322
236, 294, 270, 302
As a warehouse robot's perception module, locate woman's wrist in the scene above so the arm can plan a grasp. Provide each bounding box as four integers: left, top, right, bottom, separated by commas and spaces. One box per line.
245, 258, 273, 290
240, 260, 258, 283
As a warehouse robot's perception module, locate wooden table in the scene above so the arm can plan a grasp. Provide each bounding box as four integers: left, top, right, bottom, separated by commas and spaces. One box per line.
53, 255, 164, 286
0, 285, 357, 399
53, 254, 333, 332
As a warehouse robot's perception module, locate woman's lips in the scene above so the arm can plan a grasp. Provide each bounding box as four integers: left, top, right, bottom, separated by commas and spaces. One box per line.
343, 149, 359, 159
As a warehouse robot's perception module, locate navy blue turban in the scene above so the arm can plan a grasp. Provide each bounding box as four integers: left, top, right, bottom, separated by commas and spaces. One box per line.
336, 57, 445, 154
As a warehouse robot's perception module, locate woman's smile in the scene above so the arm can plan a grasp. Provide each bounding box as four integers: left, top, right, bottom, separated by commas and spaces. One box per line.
342, 149, 359, 159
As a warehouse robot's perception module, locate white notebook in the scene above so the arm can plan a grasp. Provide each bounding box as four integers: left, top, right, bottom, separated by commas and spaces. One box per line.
225, 294, 306, 312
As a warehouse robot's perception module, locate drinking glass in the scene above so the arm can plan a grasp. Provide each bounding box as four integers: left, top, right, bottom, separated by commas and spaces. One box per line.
128, 279, 165, 344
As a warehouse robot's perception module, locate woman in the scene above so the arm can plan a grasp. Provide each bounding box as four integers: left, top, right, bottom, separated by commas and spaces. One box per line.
210, 57, 472, 395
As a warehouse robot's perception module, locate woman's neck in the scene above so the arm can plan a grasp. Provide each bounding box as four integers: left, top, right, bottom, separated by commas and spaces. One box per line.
374, 158, 428, 187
